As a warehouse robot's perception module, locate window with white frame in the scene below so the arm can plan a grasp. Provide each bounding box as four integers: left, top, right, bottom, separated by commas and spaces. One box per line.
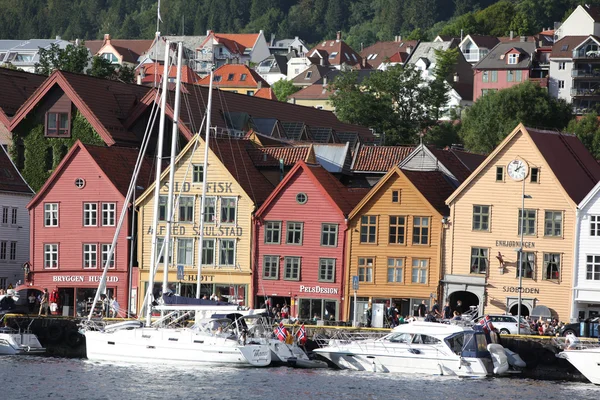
591, 215, 600, 236
321, 224, 338, 246
219, 239, 235, 266
358, 257, 373, 282
83, 203, 97, 226
387, 258, 403, 283
202, 239, 215, 265
44, 244, 58, 269
83, 244, 97, 268
204, 197, 216, 223
284, 256, 301, 280
543, 253, 560, 280
558, 62, 565, 70
101, 244, 115, 268
508, 53, 518, 64
263, 255, 279, 279
177, 238, 194, 265
0, 241, 6, 260
221, 197, 237, 223
265, 221, 281, 244
517, 252, 535, 278
158, 195, 167, 222
9, 242, 16, 260
178, 196, 194, 223
2, 206, 8, 224
587, 255, 600, 280
558, 80, 565, 89
286, 222, 303, 245
411, 259, 428, 283
11, 208, 17, 225
44, 203, 58, 227
102, 203, 116, 226
318, 258, 335, 282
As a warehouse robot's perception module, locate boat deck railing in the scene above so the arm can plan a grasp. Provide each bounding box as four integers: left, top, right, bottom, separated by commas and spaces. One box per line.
313, 329, 389, 348
552, 336, 600, 350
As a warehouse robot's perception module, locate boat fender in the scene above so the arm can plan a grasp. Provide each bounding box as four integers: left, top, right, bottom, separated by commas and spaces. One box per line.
504, 348, 526, 368
46, 324, 63, 343
488, 344, 509, 375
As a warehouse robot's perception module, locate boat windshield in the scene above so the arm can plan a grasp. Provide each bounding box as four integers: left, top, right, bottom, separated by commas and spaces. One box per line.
386, 332, 441, 344
446, 331, 489, 357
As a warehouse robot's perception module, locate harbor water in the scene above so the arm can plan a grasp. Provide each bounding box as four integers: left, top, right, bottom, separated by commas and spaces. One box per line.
3, 356, 600, 400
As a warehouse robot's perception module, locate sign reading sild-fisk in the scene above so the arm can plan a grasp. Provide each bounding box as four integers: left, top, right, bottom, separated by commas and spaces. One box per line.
161, 181, 234, 193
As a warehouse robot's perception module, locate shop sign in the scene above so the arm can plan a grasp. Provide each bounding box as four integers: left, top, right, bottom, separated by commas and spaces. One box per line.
183, 274, 215, 282
161, 181, 234, 194
299, 285, 339, 294
502, 286, 540, 294
148, 224, 243, 237
52, 275, 119, 283
496, 240, 535, 248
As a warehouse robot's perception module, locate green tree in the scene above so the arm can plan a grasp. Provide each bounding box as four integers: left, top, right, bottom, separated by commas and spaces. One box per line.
425, 121, 462, 148
430, 47, 459, 119
35, 43, 90, 75
460, 81, 573, 153
566, 113, 600, 159
272, 79, 300, 102
88, 56, 116, 79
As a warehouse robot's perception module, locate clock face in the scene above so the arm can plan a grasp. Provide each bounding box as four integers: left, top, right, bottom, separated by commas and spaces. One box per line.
507, 159, 528, 181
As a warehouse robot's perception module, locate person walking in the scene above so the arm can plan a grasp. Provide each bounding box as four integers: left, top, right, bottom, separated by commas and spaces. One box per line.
418, 300, 428, 318
442, 301, 452, 319
38, 288, 49, 316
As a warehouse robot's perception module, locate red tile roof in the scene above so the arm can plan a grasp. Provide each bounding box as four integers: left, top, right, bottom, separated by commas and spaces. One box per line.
85, 38, 153, 63
197, 64, 269, 88
307, 39, 364, 68
527, 128, 600, 204
214, 33, 260, 50
288, 84, 331, 100
360, 40, 418, 69
352, 145, 415, 172
403, 170, 454, 216
254, 88, 276, 100
246, 145, 310, 167
0, 145, 32, 194
551, 36, 588, 58
138, 63, 201, 85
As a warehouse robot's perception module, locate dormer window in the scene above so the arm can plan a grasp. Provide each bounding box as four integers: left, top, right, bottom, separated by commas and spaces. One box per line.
227, 73, 235, 81
45, 112, 70, 137
329, 52, 338, 59
240, 74, 247, 81
305, 71, 312, 79
508, 53, 519, 64
213, 75, 222, 82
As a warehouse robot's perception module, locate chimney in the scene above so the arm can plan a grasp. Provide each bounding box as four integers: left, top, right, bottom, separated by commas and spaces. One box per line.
320, 57, 325, 66
206, 30, 213, 36
406, 45, 413, 54
323, 76, 328, 87
75, 38, 80, 46
453, 73, 459, 82
336, 31, 342, 41
258, 80, 262, 89
510, 31, 514, 40
362, 57, 367, 68
104, 33, 110, 42
520, 36, 526, 42
270, 33, 275, 46
56, 35, 61, 41
136, 74, 142, 85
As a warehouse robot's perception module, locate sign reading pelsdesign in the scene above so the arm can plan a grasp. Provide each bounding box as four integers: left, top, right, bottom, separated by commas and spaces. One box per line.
299, 285, 339, 294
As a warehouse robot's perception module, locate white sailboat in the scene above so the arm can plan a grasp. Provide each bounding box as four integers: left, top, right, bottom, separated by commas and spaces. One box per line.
82, 39, 271, 367
0, 314, 45, 356
557, 346, 600, 385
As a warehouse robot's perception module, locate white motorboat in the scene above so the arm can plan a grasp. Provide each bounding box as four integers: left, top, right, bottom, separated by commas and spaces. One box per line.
314, 322, 508, 376
557, 346, 600, 384
0, 326, 45, 355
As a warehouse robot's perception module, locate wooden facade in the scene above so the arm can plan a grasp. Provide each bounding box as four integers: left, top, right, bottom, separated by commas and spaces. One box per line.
135, 135, 259, 309
444, 125, 596, 321
345, 166, 448, 322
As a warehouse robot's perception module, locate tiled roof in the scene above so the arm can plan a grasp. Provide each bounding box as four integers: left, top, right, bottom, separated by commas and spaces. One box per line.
584, 5, 600, 22
429, 148, 483, 183
550, 36, 588, 58
467, 35, 500, 49
306, 163, 367, 215
83, 143, 156, 197
247, 145, 310, 167
527, 127, 600, 204
310, 127, 335, 143
403, 170, 454, 216
337, 132, 360, 148
254, 88, 276, 100
87, 38, 153, 63
214, 33, 260, 50
0, 68, 46, 118
360, 40, 418, 69
449, 149, 487, 173
0, 145, 32, 194
291, 64, 335, 85
288, 84, 331, 100
138, 63, 201, 85
197, 64, 269, 88
281, 121, 309, 140
209, 138, 274, 205
307, 38, 364, 68
352, 145, 415, 172
473, 41, 537, 70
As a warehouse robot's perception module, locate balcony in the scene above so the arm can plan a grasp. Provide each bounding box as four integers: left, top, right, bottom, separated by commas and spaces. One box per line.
462, 50, 488, 63
572, 49, 600, 60
572, 69, 600, 78
571, 87, 600, 97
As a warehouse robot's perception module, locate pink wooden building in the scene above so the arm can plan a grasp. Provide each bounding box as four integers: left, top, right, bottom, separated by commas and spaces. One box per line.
253, 161, 366, 321
27, 141, 153, 317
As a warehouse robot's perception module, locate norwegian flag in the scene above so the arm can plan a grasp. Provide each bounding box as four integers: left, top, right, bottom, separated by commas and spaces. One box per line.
479, 315, 495, 333
296, 324, 306, 344
275, 322, 288, 342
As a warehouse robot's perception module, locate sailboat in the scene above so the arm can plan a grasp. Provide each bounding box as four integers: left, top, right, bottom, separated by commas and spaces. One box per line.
82, 39, 271, 367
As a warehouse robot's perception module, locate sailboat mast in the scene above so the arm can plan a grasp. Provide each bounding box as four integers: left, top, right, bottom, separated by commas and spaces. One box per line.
146, 39, 171, 327
195, 66, 215, 299
162, 42, 184, 298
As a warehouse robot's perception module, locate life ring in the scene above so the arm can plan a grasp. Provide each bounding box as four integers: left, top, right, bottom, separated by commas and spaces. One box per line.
66, 330, 83, 348
46, 324, 63, 343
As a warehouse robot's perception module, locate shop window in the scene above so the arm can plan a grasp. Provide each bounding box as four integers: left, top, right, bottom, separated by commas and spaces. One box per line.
411, 259, 428, 283
360, 215, 377, 243
388, 216, 405, 244
202, 239, 215, 265
517, 252, 535, 279
286, 222, 303, 245
219, 239, 235, 266
412, 216, 429, 245
318, 258, 335, 282
321, 223, 338, 246
83, 203, 97, 226
265, 221, 281, 244
543, 253, 560, 280
472, 205, 490, 231
178, 196, 194, 223
45, 112, 70, 137
44, 203, 58, 227
470, 247, 488, 274
387, 258, 403, 283
284, 256, 301, 280
518, 209, 536, 236
358, 257, 373, 282
544, 211, 562, 237
220, 197, 237, 224
587, 255, 600, 280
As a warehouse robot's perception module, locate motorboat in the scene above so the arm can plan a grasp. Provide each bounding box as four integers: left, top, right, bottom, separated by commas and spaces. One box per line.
314, 322, 508, 376
0, 326, 45, 355
84, 312, 271, 366
557, 345, 600, 384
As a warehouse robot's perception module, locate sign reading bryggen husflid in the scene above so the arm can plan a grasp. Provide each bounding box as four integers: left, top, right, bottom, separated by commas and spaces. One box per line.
135, 135, 273, 309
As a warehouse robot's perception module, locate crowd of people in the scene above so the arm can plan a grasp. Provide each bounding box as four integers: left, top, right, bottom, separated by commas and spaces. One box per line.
524, 316, 565, 336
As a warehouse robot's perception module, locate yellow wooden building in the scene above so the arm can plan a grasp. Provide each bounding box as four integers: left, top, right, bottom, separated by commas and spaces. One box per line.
443, 124, 600, 321
344, 164, 459, 322
135, 135, 273, 310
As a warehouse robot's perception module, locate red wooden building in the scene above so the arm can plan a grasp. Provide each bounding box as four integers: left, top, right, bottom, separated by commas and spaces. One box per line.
253, 161, 366, 321
26, 141, 154, 316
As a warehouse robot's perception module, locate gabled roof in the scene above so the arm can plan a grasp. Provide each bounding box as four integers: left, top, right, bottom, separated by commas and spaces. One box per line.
405, 40, 456, 67
351, 145, 415, 173
0, 67, 46, 126
197, 64, 269, 88
255, 160, 367, 218
307, 38, 364, 68
473, 41, 536, 70
447, 124, 600, 205
583, 5, 600, 22
0, 145, 33, 194
579, 180, 600, 210
460, 35, 500, 50
349, 166, 451, 220
429, 147, 485, 183
360, 40, 418, 69
138, 63, 201, 85
291, 64, 334, 86
551, 36, 590, 58
28, 140, 155, 209
10, 70, 152, 146
200, 32, 261, 55
288, 84, 331, 101
254, 88, 276, 100
313, 143, 352, 173
87, 37, 153, 63
247, 145, 312, 167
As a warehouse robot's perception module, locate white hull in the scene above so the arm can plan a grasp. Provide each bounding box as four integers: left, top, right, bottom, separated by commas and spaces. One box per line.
85, 327, 271, 367
315, 343, 492, 376
558, 348, 600, 385
0, 332, 45, 355
267, 340, 328, 368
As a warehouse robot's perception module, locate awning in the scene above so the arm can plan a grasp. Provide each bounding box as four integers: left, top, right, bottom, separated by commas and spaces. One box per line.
574, 289, 600, 303
531, 305, 551, 318
14, 284, 44, 293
